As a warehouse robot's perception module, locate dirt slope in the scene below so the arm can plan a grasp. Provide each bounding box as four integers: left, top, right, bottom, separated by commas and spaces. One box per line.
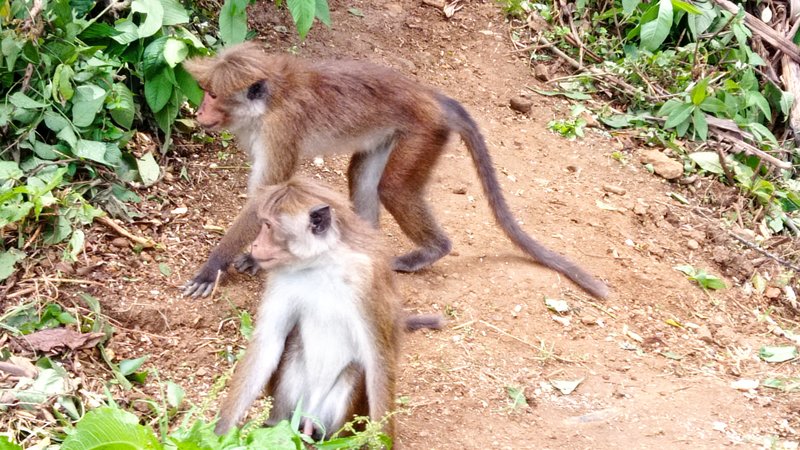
49, 0, 798, 448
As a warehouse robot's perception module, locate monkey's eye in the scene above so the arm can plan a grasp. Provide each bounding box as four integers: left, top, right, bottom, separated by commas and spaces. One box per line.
262, 220, 272, 230
208, 92, 218, 99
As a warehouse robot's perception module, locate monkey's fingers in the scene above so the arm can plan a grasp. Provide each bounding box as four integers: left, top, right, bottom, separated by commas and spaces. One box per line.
182, 277, 216, 297
233, 253, 262, 276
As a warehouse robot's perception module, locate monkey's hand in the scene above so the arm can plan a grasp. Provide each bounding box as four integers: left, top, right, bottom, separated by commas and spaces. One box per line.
182, 260, 226, 297
233, 253, 262, 275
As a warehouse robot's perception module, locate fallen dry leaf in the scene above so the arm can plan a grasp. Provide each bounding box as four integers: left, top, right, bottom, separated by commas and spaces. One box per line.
13, 328, 106, 354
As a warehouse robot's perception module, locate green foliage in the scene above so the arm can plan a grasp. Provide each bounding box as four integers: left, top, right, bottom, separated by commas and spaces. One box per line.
547, 117, 586, 139
674, 264, 726, 290
0, 302, 76, 334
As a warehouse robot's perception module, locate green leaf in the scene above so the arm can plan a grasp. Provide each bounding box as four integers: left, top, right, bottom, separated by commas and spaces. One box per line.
175, 65, 204, 105
145, 68, 175, 113
53, 64, 75, 103
246, 421, 303, 449
72, 84, 108, 127
745, 91, 771, 119
758, 346, 798, 363
66, 230, 85, 261
0, 161, 23, 180
220, 0, 249, 45
694, 271, 726, 290
315, 0, 331, 26
163, 38, 188, 67
671, 0, 700, 14
137, 152, 161, 186
161, 0, 190, 25
746, 122, 778, 146
61, 407, 161, 450
692, 108, 708, 140
622, 0, 640, 15
119, 356, 148, 376
506, 386, 528, 408
0, 436, 22, 450
158, 262, 171, 276
131, 0, 165, 39
640, 0, 673, 51
112, 19, 140, 44
166, 381, 185, 408
664, 102, 694, 128
288, 0, 317, 39
79, 22, 123, 39
688, 151, 723, 174
347, 7, 364, 17
698, 97, 728, 115
0, 104, 12, 127
673, 264, 696, 276
599, 114, 633, 128
9, 92, 48, 109
780, 91, 794, 117
690, 78, 710, 106
142, 36, 169, 77
75, 139, 109, 165
240, 311, 254, 340
108, 83, 135, 129
687, 0, 717, 39
0, 249, 25, 282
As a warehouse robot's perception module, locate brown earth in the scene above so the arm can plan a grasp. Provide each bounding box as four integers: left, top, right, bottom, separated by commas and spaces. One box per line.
7, 0, 800, 448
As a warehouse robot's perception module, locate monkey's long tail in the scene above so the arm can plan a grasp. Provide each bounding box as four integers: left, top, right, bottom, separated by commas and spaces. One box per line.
438, 95, 610, 299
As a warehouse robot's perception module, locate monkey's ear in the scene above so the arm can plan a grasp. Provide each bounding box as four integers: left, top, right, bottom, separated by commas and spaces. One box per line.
247, 81, 268, 101
309, 205, 331, 235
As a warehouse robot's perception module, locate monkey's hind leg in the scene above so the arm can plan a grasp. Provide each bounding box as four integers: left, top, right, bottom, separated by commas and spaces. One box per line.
378, 131, 451, 272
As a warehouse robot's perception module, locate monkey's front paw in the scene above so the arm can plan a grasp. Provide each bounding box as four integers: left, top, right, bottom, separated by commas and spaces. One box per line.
233, 253, 261, 275
182, 266, 222, 298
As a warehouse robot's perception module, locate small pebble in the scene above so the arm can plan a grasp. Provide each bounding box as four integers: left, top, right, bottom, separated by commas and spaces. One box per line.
602, 184, 627, 196
687, 239, 699, 250
509, 96, 533, 113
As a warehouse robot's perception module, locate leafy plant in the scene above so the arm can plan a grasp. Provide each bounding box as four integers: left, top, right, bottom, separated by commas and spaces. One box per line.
674, 264, 726, 290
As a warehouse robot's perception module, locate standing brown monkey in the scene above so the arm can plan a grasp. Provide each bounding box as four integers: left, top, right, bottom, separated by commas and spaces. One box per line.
181, 42, 609, 299
214, 178, 441, 439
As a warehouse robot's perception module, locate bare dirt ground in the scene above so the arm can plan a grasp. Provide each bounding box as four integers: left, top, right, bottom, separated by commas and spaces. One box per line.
8, 0, 800, 448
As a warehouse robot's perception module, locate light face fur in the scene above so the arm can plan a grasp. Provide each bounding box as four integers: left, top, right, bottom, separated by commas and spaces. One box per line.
215, 178, 414, 439
181, 43, 609, 299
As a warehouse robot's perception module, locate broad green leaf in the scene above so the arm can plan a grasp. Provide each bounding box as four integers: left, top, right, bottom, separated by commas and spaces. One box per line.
0, 104, 11, 126
175, 65, 204, 105
137, 152, 160, 186
145, 68, 174, 113
9, 92, 48, 109
119, 356, 148, 376
746, 122, 778, 146
688, 151, 723, 174
159, 263, 171, 276
75, 139, 109, 164
690, 78, 710, 106
112, 19, 139, 44
72, 84, 107, 127
153, 90, 180, 134
694, 272, 726, 290
43, 110, 69, 132
108, 83, 135, 129
66, 229, 85, 261
288, 0, 317, 38
161, 0, 190, 25
780, 91, 794, 117
664, 102, 694, 128
687, 0, 716, 39
0, 436, 22, 450
673, 264, 696, 276
33, 141, 58, 160
57, 126, 78, 148
671, 0, 700, 15
52, 64, 75, 103
166, 381, 184, 408
14, 369, 67, 405
79, 22, 123, 39
61, 407, 160, 450
315, 0, 331, 26
0, 249, 25, 281
240, 311, 254, 340
599, 114, 634, 128
745, 91, 771, 119
163, 38, 188, 67
622, 0, 640, 15
220, 0, 249, 45
692, 108, 708, 140
174, 26, 205, 49
699, 97, 728, 115
0, 161, 23, 180
131, 0, 164, 39
640, 0, 673, 51
758, 346, 798, 363
142, 36, 169, 77
247, 421, 303, 449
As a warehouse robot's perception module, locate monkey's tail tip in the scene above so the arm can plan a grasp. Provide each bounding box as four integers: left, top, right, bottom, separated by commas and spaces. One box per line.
405, 314, 445, 332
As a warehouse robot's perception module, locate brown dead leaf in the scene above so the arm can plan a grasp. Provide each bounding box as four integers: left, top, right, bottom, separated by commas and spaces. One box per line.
0, 356, 37, 378
13, 328, 106, 354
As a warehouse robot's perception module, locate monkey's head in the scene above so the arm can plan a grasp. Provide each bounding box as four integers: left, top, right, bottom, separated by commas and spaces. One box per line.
182, 42, 273, 130
250, 180, 350, 270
